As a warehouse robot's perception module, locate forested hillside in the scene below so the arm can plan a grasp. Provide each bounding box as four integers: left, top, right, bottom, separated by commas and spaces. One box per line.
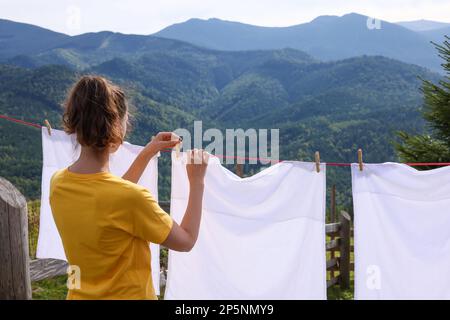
0, 64, 196, 199
0, 19, 443, 204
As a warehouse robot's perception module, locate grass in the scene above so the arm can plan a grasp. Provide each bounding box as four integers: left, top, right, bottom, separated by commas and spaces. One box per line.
28, 200, 68, 299
28, 200, 354, 300
28, 200, 40, 260
32, 276, 68, 300
328, 285, 354, 300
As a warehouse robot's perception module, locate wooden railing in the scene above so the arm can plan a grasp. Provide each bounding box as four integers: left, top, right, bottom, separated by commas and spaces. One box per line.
0, 174, 352, 299
326, 211, 351, 289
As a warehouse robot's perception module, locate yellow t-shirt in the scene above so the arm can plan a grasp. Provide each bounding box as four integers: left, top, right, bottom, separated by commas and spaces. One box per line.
49, 168, 173, 300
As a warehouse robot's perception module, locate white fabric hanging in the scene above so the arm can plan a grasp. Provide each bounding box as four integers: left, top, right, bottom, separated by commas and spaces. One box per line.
165, 153, 327, 299
37, 128, 162, 294
352, 163, 450, 300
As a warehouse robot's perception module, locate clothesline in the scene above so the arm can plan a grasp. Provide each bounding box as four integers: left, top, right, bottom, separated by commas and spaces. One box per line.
0, 114, 42, 128
2, 113, 450, 167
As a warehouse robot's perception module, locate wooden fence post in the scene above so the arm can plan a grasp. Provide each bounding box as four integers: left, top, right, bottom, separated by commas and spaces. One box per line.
329, 185, 337, 280
0, 177, 32, 299
330, 185, 336, 223
339, 210, 351, 290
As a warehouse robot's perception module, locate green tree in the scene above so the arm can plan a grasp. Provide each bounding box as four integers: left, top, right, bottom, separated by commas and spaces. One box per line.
396, 37, 450, 166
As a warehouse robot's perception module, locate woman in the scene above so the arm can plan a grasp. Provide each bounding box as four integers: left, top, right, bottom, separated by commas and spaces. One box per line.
50, 75, 208, 300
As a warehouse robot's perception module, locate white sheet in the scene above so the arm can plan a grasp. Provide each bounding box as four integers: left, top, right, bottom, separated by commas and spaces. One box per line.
352, 163, 450, 300
165, 153, 327, 299
37, 128, 162, 294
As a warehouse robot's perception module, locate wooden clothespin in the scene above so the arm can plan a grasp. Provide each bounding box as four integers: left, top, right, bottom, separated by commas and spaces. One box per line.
171, 133, 182, 159
175, 141, 181, 159
315, 151, 320, 173
44, 119, 52, 136
358, 148, 363, 171
235, 163, 244, 178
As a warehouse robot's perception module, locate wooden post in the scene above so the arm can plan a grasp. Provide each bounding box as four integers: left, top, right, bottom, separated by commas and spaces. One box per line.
30, 259, 67, 282
330, 185, 336, 223
159, 201, 171, 214
339, 210, 351, 290
235, 163, 243, 178
329, 185, 337, 279
0, 177, 32, 299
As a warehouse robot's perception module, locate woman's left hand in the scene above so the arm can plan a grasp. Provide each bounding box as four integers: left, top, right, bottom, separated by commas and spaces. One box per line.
144, 132, 181, 157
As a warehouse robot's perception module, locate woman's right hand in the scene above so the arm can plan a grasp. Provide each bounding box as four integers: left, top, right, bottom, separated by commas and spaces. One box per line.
144, 132, 180, 157
186, 149, 209, 185
162, 149, 209, 252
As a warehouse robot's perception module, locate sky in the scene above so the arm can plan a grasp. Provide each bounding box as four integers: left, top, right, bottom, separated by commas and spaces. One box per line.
1, 0, 450, 35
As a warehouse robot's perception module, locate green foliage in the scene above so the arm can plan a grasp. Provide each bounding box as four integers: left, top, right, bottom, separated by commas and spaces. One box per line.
328, 285, 354, 300
396, 37, 450, 165
26, 199, 67, 300
28, 200, 40, 259
0, 63, 196, 200
396, 132, 450, 164
0, 121, 42, 198
0, 40, 442, 204
32, 275, 68, 300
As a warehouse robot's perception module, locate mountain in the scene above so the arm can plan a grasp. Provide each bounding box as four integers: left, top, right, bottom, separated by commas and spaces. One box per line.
215, 55, 434, 124
6, 31, 213, 69
1, 15, 446, 73
396, 19, 450, 31
155, 13, 444, 72
0, 17, 444, 203
419, 26, 450, 43
0, 44, 440, 201
0, 19, 69, 60
90, 48, 314, 111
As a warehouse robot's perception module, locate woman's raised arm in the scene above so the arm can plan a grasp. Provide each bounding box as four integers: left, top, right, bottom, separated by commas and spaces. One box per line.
122, 132, 180, 183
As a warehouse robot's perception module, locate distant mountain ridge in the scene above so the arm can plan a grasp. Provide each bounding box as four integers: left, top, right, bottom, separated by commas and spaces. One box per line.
155, 13, 448, 72
419, 26, 450, 43
396, 19, 450, 31
0, 19, 68, 60
1, 14, 448, 73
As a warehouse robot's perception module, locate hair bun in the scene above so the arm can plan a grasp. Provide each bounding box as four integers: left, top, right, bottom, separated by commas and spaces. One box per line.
63, 75, 128, 150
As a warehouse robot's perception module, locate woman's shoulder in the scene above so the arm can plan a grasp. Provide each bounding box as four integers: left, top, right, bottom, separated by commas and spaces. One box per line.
50, 168, 66, 185
49, 169, 153, 200
104, 177, 159, 210
104, 175, 152, 198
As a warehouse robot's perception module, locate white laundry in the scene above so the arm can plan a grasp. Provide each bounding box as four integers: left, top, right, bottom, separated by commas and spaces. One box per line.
37, 128, 162, 294
165, 153, 327, 300
352, 163, 450, 300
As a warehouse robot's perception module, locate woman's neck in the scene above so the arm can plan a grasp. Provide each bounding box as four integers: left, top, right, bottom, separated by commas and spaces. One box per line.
69, 146, 110, 174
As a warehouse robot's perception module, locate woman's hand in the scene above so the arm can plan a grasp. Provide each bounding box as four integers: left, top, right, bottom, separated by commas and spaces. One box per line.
162, 149, 209, 252
186, 149, 209, 186
144, 132, 181, 157
122, 132, 180, 184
